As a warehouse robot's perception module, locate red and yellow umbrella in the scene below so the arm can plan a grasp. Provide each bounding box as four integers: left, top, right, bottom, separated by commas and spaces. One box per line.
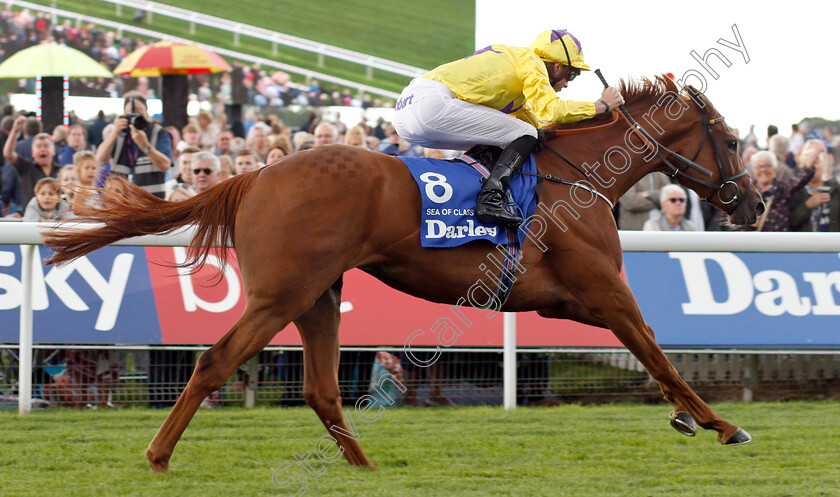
114, 40, 231, 77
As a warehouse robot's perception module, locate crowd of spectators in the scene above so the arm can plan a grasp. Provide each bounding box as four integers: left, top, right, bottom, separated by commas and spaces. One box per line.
0, 90, 434, 218
0, 85, 437, 408
618, 124, 840, 233
2, 7, 839, 410
0, 8, 392, 109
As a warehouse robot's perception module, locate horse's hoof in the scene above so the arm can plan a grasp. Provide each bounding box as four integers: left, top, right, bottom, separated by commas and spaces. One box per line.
669, 411, 696, 437
146, 448, 170, 473
724, 428, 752, 446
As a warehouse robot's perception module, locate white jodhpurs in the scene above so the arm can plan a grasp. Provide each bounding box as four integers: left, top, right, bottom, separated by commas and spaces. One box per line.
393, 78, 537, 151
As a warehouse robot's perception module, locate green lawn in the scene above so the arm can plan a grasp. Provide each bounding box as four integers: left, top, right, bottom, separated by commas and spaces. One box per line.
25, 0, 475, 94
3, 401, 839, 496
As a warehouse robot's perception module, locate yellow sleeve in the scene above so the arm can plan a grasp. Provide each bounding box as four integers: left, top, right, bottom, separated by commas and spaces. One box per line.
515, 51, 596, 124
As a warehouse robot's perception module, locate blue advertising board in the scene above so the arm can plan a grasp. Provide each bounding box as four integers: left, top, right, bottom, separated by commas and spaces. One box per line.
2, 242, 839, 347
624, 252, 840, 347
0, 245, 162, 343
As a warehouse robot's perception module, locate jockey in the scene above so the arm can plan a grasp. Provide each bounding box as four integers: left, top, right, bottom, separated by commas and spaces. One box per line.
394, 29, 625, 226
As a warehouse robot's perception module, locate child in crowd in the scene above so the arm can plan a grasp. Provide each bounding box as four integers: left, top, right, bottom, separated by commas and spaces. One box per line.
57, 164, 79, 204
73, 150, 102, 209
177, 124, 201, 153
22, 177, 75, 221
166, 183, 196, 202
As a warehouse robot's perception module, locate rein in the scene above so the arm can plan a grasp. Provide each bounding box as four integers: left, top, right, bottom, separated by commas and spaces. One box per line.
516, 170, 615, 210
532, 72, 751, 216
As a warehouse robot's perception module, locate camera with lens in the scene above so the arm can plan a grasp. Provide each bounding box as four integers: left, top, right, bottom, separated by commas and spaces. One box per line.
120, 112, 148, 133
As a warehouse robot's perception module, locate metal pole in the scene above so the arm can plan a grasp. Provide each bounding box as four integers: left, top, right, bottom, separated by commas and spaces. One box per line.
244, 355, 258, 408
503, 312, 516, 410
18, 245, 35, 415
742, 354, 758, 402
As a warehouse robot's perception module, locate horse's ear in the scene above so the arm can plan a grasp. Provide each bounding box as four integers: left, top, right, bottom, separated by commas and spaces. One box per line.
682, 85, 707, 109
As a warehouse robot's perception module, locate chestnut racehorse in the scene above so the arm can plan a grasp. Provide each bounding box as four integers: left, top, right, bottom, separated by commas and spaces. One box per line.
43, 76, 763, 473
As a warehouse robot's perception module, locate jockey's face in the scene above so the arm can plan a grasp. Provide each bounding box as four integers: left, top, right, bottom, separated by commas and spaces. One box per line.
547, 62, 571, 91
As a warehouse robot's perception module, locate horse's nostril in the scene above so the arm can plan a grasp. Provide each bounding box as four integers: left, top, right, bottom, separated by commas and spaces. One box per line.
755, 201, 766, 218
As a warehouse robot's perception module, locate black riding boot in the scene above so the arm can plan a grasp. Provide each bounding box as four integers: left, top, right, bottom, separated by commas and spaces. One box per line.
475, 135, 537, 226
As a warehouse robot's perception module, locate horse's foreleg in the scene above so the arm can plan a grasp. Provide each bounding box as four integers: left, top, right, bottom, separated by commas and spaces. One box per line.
145, 298, 292, 473
539, 302, 688, 427
295, 279, 375, 470
539, 302, 690, 435
581, 277, 749, 445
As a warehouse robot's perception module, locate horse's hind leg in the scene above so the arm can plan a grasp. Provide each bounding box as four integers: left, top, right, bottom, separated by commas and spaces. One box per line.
294, 277, 375, 469
145, 296, 299, 473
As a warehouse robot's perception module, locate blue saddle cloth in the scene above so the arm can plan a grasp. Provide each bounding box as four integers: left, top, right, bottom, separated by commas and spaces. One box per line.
398, 155, 538, 248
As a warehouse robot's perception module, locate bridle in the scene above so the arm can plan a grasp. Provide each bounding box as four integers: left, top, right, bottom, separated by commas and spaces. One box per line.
537, 75, 756, 218
614, 84, 751, 215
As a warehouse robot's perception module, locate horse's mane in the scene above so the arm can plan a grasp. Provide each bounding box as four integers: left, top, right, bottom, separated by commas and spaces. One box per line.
547, 74, 681, 131
619, 74, 681, 109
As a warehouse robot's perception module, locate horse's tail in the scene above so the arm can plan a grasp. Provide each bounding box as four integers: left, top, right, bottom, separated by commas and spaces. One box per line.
43, 171, 261, 268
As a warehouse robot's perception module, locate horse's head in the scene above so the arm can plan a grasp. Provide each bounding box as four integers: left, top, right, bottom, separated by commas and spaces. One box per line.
626, 78, 764, 225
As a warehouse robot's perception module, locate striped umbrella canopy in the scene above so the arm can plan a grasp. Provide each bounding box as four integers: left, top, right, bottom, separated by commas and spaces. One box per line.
114, 40, 231, 77
0, 42, 113, 78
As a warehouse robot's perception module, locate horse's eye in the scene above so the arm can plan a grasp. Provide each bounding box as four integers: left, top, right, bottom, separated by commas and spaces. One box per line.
727, 140, 738, 152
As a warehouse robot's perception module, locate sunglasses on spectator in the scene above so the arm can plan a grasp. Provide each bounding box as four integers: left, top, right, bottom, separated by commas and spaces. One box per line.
192, 168, 214, 175
667, 197, 686, 204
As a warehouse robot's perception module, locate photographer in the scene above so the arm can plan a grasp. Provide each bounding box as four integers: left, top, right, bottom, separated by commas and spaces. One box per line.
96, 92, 173, 198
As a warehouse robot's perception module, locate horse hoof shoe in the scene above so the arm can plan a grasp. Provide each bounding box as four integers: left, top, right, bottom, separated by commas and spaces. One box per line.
669, 411, 696, 437
724, 428, 752, 445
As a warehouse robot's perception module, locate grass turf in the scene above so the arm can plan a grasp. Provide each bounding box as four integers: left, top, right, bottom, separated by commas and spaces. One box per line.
2, 401, 839, 496
24, 0, 475, 94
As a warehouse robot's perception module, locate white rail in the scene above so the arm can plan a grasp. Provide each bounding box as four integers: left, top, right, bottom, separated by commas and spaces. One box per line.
100, 0, 426, 79
3, 223, 840, 414
5, 0, 401, 99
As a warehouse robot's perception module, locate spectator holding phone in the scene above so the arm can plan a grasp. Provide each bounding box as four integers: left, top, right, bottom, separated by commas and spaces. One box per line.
790, 139, 840, 231
747, 150, 814, 232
